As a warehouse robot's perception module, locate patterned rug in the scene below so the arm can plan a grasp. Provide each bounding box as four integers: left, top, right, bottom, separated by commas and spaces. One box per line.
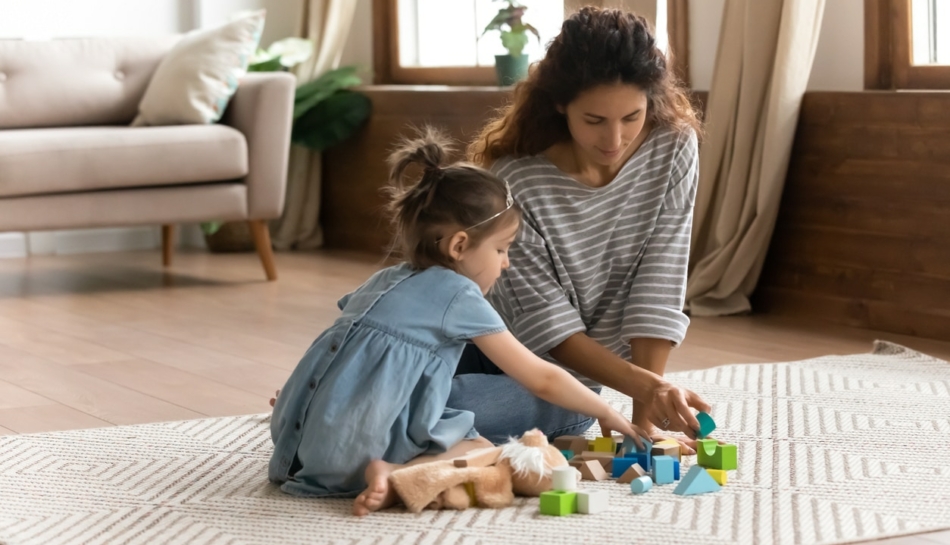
1, 341, 948, 545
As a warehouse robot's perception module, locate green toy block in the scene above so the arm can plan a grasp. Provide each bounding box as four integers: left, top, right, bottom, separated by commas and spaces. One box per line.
697, 441, 737, 471
540, 490, 578, 516
696, 411, 716, 439
560, 449, 574, 460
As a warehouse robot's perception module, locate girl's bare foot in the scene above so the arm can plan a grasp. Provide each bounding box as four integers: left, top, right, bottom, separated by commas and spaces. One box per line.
352, 460, 398, 516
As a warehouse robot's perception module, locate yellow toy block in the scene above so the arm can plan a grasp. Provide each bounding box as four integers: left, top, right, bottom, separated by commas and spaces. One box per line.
706, 468, 728, 485
592, 437, 616, 453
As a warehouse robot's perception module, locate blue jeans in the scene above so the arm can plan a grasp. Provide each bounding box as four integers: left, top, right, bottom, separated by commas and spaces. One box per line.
448, 344, 597, 445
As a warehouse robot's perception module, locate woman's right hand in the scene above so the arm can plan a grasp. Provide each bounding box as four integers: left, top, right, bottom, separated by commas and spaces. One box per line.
648, 381, 710, 438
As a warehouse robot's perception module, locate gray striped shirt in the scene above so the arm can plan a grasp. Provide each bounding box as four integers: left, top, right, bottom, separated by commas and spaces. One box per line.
488, 126, 698, 388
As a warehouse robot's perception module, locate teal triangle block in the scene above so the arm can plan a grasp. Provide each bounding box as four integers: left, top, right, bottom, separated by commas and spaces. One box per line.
673, 465, 721, 496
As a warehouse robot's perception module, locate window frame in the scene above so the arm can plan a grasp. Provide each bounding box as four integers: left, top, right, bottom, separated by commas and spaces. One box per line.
865, 0, 950, 89
373, 0, 690, 87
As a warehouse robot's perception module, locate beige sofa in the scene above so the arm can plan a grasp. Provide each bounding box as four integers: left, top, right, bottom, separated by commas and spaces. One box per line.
0, 37, 295, 280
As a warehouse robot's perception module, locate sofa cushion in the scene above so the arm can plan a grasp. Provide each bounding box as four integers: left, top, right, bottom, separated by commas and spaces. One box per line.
0, 37, 180, 129
0, 125, 249, 198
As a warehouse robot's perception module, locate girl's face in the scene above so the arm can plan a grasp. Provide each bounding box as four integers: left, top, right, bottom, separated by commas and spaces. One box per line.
448, 220, 519, 294
560, 82, 650, 169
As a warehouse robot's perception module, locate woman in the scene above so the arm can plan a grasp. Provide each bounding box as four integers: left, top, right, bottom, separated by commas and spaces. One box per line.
448, 7, 706, 447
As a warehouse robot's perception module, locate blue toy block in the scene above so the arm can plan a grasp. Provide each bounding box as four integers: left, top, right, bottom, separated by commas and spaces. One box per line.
630, 475, 652, 494
560, 449, 574, 460
696, 411, 717, 439
611, 457, 638, 478
625, 452, 651, 472
673, 460, 680, 480
652, 455, 675, 485
673, 465, 721, 496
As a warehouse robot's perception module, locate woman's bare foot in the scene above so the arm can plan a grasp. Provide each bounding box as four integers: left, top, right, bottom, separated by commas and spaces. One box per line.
352, 460, 398, 516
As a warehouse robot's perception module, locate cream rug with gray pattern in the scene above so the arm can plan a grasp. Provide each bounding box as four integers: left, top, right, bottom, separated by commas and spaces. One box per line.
1, 341, 949, 545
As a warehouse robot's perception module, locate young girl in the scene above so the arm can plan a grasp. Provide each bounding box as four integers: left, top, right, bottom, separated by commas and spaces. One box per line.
269, 128, 668, 516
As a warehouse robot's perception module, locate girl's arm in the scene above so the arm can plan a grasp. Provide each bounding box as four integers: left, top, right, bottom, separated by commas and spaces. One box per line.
472, 331, 645, 444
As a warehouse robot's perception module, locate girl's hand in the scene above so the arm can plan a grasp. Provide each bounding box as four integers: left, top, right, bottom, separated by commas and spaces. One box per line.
648, 381, 711, 438
598, 410, 648, 450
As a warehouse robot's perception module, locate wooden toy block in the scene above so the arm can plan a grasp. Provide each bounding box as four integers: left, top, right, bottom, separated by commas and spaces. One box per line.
697, 442, 737, 471
652, 455, 676, 485
553, 435, 590, 455
706, 468, 727, 485
592, 437, 616, 453
673, 465, 721, 496
560, 449, 574, 460
551, 466, 578, 491
629, 475, 652, 494
626, 452, 651, 473
673, 460, 680, 480
577, 490, 609, 514
453, 447, 501, 468
617, 463, 647, 484
552, 435, 584, 451
696, 411, 717, 439
577, 459, 609, 481
611, 457, 637, 478
540, 490, 578, 516
577, 451, 614, 472
652, 444, 680, 460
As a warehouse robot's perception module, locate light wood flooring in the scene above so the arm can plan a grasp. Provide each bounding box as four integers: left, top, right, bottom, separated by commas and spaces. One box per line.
0, 249, 948, 544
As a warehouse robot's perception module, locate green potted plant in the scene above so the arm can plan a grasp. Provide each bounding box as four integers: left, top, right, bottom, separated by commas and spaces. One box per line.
202, 38, 372, 252
482, 0, 540, 86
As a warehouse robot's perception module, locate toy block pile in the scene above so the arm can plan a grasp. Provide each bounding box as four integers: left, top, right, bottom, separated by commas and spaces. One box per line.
541, 412, 739, 514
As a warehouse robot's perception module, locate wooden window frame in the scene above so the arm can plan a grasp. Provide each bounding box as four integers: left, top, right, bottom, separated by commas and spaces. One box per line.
865, 0, 950, 89
373, 0, 690, 87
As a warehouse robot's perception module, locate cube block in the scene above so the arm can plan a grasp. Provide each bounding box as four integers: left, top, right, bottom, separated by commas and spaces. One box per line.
673, 460, 680, 480
577, 489, 608, 514
591, 437, 616, 453
611, 457, 638, 478
697, 442, 737, 471
540, 490, 577, 516
652, 455, 675, 485
625, 452, 651, 472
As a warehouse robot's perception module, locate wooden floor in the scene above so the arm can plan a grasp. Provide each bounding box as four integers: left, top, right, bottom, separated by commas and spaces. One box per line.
0, 249, 948, 544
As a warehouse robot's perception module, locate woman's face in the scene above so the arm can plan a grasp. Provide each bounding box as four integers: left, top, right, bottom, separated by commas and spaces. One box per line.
561, 82, 650, 168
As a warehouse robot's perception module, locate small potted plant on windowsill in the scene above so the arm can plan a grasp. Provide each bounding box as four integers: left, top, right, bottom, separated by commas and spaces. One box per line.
482, 0, 540, 86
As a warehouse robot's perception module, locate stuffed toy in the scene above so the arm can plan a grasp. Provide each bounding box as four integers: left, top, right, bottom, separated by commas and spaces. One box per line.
388, 429, 579, 513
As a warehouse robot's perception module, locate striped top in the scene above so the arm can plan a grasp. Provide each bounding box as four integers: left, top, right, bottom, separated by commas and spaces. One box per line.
488, 126, 699, 388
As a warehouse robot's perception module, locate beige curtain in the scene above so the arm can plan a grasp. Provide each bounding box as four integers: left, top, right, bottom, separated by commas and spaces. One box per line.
270, 0, 358, 250
685, 0, 826, 316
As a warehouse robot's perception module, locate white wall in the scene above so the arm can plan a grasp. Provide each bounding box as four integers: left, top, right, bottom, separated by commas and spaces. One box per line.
340, 0, 374, 82
0, 0, 301, 259
688, 0, 864, 91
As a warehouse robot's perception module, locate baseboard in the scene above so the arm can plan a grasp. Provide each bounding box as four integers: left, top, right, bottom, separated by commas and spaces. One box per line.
0, 233, 28, 259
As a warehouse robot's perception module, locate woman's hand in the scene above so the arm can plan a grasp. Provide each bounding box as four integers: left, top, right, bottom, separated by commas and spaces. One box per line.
597, 410, 649, 450
647, 380, 710, 438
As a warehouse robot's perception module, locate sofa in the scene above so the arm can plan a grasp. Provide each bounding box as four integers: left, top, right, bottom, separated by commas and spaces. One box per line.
0, 37, 295, 280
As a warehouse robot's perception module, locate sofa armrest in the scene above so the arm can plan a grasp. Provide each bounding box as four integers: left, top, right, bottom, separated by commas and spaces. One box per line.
221, 72, 296, 220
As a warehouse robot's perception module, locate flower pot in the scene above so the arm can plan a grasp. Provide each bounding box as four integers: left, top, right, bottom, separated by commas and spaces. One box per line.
494, 54, 529, 86
204, 221, 255, 253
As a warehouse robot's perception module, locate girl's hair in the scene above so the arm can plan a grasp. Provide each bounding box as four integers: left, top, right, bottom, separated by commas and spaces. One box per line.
468, 7, 701, 167
385, 126, 521, 270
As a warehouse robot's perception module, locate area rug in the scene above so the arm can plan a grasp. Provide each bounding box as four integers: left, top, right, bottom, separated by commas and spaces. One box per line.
1, 341, 948, 545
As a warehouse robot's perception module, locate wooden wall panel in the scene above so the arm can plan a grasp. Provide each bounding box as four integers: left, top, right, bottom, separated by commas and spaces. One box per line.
321, 86, 511, 254
754, 91, 950, 340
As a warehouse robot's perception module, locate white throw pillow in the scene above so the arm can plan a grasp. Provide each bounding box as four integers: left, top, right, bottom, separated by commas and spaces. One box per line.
132, 11, 265, 126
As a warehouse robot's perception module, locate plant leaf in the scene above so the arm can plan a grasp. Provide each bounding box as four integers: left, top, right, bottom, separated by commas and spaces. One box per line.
201, 221, 223, 236
294, 66, 362, 119
501, 30, 529, 56
248, 57, 283, 72
291, 90, 371, 151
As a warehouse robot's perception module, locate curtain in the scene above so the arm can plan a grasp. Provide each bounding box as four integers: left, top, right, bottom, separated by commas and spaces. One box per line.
685, 0, 826, 316
270, 0, 358, 250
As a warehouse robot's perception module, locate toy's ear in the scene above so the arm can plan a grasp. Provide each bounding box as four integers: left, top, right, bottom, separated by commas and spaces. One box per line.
519, 429, 547, 448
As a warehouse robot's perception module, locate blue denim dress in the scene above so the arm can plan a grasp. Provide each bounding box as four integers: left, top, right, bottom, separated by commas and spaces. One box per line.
269, 264, 507, 497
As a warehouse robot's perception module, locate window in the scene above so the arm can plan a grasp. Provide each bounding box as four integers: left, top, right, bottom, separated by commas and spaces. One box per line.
866, 0, 950, 89
374, 0, 687, 86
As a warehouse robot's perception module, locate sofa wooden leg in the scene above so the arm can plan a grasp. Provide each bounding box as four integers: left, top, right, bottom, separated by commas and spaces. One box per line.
161, 224, 174, 267
248, 220, 277, 281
